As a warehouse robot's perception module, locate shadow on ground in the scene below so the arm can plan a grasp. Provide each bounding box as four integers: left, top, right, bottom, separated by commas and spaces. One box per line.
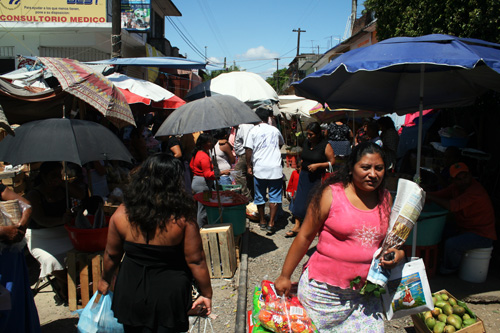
247, 231, 278, 259
41, 318, 78, 333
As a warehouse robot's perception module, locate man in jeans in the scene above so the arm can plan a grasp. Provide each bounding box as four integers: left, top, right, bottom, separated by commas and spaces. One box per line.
245, 107, 284, 234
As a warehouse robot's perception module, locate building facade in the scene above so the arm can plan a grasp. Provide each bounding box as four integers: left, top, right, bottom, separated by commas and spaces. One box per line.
0, 0, 182, 78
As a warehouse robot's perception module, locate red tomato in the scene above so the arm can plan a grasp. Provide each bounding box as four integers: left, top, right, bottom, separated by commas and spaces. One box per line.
291, 321, 306, 333
258, 310, 272, 323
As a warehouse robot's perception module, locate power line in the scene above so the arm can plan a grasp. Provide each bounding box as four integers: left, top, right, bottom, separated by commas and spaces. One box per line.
170, 17, 205, 57
165, 16, 206, 60
196, 0, 231, 58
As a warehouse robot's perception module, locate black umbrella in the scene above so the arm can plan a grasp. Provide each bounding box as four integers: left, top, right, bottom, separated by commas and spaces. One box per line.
0, 118, 133, 166
155, 94, 261, 224
155, 94, 261, 136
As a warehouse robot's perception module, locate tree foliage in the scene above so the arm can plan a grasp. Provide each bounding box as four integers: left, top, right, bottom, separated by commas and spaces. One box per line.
201, 65, 242, 81
364, 0, 500, 43
266, 68, 288, 94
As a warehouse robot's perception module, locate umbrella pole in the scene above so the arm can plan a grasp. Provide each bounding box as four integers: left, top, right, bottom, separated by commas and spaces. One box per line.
63, 161, 70, 210
210, 144, 224, 224
412, 64, 425, 258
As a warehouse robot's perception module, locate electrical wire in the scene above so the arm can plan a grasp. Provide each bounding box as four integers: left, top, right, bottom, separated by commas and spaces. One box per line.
165, 16, 206, 60
195, 0, 231, 58
169, 17, 205, 58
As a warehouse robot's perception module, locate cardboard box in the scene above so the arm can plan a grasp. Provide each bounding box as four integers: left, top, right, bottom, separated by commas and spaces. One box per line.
411, 289, 486, 333
200, 224, 237, 278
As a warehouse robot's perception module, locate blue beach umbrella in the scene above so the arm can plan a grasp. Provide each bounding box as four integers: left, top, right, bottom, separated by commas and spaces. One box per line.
293, 34, 500, 180
293, 34, 500, 256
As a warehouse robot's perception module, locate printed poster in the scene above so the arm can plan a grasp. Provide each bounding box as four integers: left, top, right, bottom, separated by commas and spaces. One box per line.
0, 0, 107, 24
121, 0, 150, 32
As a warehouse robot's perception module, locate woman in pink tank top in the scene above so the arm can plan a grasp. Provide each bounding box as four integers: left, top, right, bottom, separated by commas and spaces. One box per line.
275, 142, 405, 332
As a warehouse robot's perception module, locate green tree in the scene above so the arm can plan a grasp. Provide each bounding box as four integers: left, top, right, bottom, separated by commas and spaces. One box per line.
201, 65, 242, 81
363, 0, 500, 43
266, 68, 288, 94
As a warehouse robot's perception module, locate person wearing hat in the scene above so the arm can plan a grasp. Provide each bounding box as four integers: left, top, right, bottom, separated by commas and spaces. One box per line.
427, 162, 496, 274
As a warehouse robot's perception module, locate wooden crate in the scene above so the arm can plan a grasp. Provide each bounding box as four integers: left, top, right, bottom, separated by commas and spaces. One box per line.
200, 224, 237, 279
411, 289, 486, 333
67, 249, 103, 312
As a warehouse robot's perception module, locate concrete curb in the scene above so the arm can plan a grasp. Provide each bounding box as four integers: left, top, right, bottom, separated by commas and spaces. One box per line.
235, 227, 249, 333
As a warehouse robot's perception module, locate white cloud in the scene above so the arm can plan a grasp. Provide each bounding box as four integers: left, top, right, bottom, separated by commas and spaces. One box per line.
237, 46, 279, 60
207, 56, 223, 65
260, 67, 276, 79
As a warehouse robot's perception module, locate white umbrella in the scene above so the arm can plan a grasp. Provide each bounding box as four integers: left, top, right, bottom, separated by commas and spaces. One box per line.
278, 95, 316, 119
184, 71, 279, 108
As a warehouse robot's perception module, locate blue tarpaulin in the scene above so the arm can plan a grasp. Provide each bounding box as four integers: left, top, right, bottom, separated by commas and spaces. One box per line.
84, 57, 206, 69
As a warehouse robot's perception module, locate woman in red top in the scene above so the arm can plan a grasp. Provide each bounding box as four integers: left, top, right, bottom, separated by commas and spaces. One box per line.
190, 133, 230, 227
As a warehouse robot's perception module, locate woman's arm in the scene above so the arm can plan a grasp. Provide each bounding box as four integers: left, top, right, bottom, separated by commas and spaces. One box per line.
0, 186, 29, 243
98, 205, 125, 295
274, 187, 332, 296
199, 153, 216, 179
184, 219, 212, 314
325, 143, 336, 167
1, 187, 32, 231
169, 144, 183, 159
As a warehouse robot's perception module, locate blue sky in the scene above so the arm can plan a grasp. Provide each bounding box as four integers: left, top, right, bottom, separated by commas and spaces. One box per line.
165, 0, 365, 78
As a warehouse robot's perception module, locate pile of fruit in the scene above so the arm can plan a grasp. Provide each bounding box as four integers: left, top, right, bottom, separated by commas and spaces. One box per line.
417, 291, 477, 332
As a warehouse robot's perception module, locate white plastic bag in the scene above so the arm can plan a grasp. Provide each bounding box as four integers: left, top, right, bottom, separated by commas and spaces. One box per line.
381, 258, 434, 320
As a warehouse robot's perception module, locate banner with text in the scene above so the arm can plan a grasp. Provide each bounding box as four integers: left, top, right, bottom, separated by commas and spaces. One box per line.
121, 0, 150, 32
0, 0, 107, 24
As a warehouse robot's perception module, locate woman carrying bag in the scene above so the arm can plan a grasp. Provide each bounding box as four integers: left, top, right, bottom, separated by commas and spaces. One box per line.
286, 122, 335, 237
98, 154, 212, 332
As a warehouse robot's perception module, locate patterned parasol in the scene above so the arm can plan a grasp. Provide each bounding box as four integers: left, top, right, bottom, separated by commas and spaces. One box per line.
38, 57, 135, 128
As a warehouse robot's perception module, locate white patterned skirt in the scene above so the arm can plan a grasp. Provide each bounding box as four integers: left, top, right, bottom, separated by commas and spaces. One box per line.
297, 267, 384, 332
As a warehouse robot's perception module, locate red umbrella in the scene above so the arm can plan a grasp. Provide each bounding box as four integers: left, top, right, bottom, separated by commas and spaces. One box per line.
38, 57, 135, 128
106, 73, 185, 109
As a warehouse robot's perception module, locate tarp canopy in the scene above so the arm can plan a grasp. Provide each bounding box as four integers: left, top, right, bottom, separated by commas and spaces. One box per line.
84, 57, 207, 69
0, 77, 66, 126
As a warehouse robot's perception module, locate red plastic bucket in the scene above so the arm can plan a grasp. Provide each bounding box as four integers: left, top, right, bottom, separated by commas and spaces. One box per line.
65, 215, 110, 252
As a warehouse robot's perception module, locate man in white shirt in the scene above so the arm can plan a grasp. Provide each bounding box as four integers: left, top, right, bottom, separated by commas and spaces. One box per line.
233, 123, 254, 201
245, 107, 284, 234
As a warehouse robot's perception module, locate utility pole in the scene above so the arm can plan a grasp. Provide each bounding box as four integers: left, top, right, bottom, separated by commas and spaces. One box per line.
274, 58, 280, 92
351, 0, 358, 35
293, 28, 306, 56
204, 46, 207, 62
111, 0, 121, 58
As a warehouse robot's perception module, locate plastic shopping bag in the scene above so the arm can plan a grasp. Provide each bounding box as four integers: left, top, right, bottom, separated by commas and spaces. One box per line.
76, 291, 123, 333
255, 280, 318, 333
381, 258, 434, 320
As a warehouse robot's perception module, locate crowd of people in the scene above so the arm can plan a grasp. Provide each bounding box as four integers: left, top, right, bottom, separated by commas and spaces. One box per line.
0, 106, 497, 332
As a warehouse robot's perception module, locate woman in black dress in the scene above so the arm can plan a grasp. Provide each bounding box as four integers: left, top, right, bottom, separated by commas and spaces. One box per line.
98, 154, 212, 332
287, 122, 335, 237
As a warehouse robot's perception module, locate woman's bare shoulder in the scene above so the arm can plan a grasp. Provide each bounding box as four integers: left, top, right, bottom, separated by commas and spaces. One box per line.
110, 205, 128, 228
